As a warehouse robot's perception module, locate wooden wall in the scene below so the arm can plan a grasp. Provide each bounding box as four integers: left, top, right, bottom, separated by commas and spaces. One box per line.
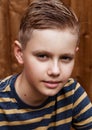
0, 0, 92, 102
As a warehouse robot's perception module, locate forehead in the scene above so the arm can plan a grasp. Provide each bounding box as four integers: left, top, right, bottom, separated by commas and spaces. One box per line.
26, 29, 78, 53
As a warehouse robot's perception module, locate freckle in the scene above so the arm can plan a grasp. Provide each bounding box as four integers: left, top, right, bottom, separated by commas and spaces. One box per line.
24, 94, 27, 97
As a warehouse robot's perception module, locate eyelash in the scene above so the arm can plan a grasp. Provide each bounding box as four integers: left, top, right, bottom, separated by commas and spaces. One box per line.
61, 56, 73, 60
36, 54, 48, 60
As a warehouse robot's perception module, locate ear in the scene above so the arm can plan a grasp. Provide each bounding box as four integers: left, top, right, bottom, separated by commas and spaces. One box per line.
75, 46, 79, 52
14, 40, 24, 64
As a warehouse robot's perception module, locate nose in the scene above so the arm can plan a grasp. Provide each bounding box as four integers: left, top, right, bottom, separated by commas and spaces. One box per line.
47, 60, 60, 77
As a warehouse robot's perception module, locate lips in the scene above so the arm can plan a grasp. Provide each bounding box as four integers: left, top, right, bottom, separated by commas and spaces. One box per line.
43, 81, 61, 89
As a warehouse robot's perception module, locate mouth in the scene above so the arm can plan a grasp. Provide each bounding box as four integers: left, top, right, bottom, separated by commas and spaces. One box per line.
42, 81, 61, 89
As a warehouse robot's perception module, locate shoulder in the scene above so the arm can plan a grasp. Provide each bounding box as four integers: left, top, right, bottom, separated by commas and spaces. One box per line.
60, 78, 90, 104
63, 78, 90, 100
56, 78, 81, 106
62, 78, 81, 94
0, 74, 17, 91
0, 75, 12, 83
62, 79, 92, 129
0, 75, 12, 90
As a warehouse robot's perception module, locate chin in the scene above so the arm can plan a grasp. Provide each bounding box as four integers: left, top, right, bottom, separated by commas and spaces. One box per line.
45, 91, 59, 97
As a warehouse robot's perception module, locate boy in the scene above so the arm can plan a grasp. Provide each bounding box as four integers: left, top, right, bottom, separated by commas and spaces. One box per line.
0, 0, 92, 129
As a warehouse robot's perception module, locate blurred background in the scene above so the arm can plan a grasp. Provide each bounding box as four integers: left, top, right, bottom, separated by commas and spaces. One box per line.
0, 0, 92, 103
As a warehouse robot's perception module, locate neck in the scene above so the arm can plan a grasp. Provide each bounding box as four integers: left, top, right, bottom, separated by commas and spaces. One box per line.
15, 73, 48, 107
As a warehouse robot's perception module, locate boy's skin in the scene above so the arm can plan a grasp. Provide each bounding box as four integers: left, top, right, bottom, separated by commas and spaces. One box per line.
14, 29, 79, 106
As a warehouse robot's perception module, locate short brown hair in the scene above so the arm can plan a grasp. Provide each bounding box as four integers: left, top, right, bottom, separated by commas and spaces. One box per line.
18, 0, 79, 47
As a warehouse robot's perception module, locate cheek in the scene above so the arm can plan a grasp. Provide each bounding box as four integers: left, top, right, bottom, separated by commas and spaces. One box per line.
24, 59, 47, 77
61, 62, 74, 78
24, 63, 40, 82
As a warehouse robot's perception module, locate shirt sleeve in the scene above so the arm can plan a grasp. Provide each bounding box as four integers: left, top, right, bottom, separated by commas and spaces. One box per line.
72, 82, 92, 130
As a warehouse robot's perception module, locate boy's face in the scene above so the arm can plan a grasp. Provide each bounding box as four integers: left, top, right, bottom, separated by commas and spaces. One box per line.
16, 29, 78, 98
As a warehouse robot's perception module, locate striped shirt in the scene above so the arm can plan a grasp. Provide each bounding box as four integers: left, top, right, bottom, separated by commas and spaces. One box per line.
0, 74, 92, 130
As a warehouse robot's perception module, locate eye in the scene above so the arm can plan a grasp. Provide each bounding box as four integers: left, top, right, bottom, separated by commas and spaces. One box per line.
38, 54, 47, 58
60, 56, 73, 63
36, 53, 49, 61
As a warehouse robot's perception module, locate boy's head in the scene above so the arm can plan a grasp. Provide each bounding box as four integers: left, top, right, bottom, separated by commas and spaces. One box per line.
14, 0, 80, 98
18, 0, 79, 48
